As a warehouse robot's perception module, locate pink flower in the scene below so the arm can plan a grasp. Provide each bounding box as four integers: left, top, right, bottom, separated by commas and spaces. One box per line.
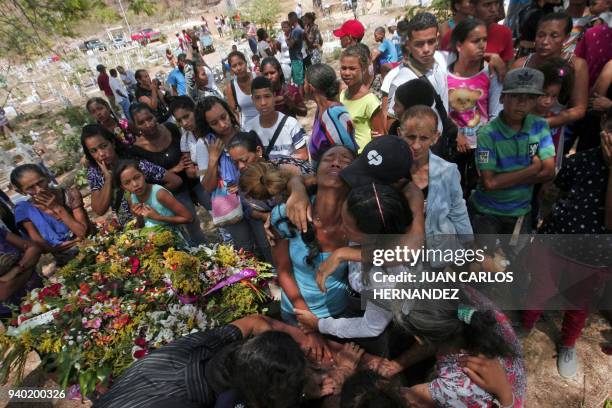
130, 257, 140, 274
83, 317, 102, 329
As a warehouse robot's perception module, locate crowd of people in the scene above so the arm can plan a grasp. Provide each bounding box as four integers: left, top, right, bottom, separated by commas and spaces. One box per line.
1, 1, 612, 406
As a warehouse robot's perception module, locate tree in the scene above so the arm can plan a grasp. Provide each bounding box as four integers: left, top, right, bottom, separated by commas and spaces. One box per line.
245, 0, 281, 31
0, 0, 157, 61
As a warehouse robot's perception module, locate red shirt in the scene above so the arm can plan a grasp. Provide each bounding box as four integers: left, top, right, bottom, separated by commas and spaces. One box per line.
440, 23, 515, 62
97, 73, 113, 97
575, 24, 612, 88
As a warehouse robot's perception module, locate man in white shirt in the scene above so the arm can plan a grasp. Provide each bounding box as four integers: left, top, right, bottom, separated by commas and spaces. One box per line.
295, 3, 303, 18
109, 68, 131, 120
387, 12, 449, 118
117, 65, 137, 97
243, 77, 308, 161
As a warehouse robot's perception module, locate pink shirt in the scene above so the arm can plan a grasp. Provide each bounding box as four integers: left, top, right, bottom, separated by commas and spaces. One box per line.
575, 24, 612, 88
447, 65, 503, 148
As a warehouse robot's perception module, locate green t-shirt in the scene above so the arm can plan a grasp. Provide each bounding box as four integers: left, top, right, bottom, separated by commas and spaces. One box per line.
340, 91, 381, 153
470, 113, 555, 217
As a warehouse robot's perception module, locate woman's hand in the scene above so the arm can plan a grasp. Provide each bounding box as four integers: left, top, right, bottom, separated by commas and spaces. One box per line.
303, 371, 336, 399
286, 188, 311, 233
376, 358, 404, 378
294, 308, 319, 333
304, 332, 333, 364
98, 160, 113, 181
316, 250, 342, 292
589, 92, 612, 112
226, 182, 239, 194
208, 138, 225, 164
33, 191, 62, 214
459, 354, 513, 406
263, 214, 277, 246
335, 342, 364, 373
457, 131, 470, 154
138, 204, 159, 220
484, 53, 506, 82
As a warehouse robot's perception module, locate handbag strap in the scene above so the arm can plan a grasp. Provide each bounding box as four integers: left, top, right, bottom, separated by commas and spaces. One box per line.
265, 114, 290, 157
418, 74, 450, 125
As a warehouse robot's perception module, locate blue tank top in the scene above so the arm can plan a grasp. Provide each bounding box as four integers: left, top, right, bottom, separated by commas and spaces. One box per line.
131, 184, 176, 228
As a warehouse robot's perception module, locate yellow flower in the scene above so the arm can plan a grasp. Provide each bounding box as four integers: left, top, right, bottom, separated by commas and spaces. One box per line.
214, 245, 239, 267
152, 230, 175, 247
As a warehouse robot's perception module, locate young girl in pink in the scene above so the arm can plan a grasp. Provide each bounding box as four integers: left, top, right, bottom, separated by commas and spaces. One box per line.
447, 18, 503, 197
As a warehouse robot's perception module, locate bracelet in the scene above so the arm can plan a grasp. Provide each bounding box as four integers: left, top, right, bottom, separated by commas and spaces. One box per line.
497, 393, 514, 408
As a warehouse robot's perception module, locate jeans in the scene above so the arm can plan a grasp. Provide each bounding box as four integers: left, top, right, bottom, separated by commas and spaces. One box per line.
175, 190, 207, 246
118, 98, 131, 121
248, 37, 257, 55
223, 215, 272, 263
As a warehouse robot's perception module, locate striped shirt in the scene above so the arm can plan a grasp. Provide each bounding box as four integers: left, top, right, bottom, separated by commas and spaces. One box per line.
309, 105, 357, 163
471, 114, 555, 217
94, 325, 242, 408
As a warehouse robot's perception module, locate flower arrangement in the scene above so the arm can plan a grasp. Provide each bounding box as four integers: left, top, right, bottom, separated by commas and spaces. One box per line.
0, 222, 274, 399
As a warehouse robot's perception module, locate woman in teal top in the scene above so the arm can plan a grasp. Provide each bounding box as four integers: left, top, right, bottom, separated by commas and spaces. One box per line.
116, 160, 193, 229
270, 146, 355, 359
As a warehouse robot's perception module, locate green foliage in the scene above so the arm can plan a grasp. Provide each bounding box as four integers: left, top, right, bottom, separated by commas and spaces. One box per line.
19, 133, 33, 145
404, 0, 452, 22
128, 0, 156, 16
331, 48, 342, 60
0, 0, 158, 60
59, 106, 89, 128
91, 4, 121, 23
245, 0, 281, 31
1, 140, 16, 151
74, 167, 89, 189
0, 0, 96, 60
58, 131, 81, 156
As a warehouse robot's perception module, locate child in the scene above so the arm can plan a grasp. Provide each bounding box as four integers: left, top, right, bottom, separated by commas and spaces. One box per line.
169, 96, 211, 210
251, 54, 261, 75
533, 58, 574, 170
115, 160, 193, 229
469, 68, 556, 258
447, 18, 503, 197
243, 76, 309, 161
10, 164, 91, 266
339, 45, 385, 152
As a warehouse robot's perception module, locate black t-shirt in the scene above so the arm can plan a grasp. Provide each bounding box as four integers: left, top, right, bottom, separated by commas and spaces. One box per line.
135, 86, 170, 123
128, 123, 190, 192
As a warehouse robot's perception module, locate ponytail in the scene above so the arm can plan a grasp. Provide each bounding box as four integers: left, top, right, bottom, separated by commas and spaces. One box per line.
239, 162, 291, 201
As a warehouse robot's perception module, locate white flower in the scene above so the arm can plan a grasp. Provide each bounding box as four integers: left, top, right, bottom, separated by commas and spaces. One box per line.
31, 303, 43, 315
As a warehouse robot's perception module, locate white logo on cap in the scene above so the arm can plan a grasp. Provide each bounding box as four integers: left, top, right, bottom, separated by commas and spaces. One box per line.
367, 150, 383, 166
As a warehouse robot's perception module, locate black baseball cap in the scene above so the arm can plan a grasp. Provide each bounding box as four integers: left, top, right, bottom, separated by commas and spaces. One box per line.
340, 136, 413, 188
